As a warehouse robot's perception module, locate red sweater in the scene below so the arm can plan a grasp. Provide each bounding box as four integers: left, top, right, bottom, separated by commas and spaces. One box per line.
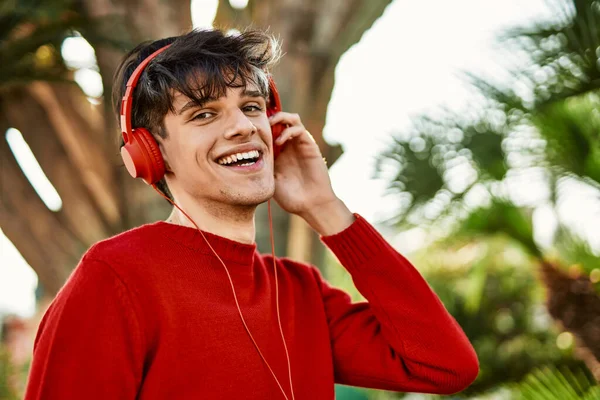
25, 214, 478, 399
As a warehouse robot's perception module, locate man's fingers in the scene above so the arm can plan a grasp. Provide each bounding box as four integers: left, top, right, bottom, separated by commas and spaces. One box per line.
269, 111, 301, 126
275, 126, 306, 145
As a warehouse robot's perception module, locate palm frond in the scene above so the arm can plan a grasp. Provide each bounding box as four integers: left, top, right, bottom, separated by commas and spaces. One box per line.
554, 223, 600, 276
511, 366, 598, 399
531, 93, 600, 184
0, 0, 131, 88
412, 237, 586, 395
376, 103, 513, 228
498, 0, 600, 105
374, 124, 448, 226
457, 197, 542, 257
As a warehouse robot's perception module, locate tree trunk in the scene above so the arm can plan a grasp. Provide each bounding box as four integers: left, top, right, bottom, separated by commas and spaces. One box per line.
1, 0, 393, 296
4, 85, 118, 239
539, 260, 600, 379
215, 0, 392, 267
0, 114, 78, 295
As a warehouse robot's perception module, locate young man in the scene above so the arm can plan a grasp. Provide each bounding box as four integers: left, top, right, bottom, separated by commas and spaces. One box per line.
25, 29, 478, 399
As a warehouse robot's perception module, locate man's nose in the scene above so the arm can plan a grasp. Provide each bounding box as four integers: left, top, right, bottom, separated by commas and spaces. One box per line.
223, 109, 256, 139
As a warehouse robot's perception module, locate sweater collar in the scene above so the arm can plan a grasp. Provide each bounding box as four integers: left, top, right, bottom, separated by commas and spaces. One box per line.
152, 221, 257, 265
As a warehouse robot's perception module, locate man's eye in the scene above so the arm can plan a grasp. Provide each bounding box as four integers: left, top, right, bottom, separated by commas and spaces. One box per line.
244, 105, 263, 113
192, 112, 214, 120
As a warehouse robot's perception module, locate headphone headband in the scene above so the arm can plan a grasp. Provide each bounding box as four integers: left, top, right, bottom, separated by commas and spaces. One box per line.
120, 44, 172, 145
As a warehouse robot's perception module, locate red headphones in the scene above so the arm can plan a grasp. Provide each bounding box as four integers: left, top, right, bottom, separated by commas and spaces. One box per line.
119, 43, 285, 185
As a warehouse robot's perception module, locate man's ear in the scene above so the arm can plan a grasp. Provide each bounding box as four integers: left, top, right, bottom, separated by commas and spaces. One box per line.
154, 135, 172, 173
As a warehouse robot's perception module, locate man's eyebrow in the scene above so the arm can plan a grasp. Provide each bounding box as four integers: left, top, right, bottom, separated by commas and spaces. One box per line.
177, 97, 216, 115
242, 89, 267, 99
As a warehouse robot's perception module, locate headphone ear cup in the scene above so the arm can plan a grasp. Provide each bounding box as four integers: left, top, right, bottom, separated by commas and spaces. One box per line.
267, 78, 285, 159
270, 122, 284, 160
120, 128, 165, 185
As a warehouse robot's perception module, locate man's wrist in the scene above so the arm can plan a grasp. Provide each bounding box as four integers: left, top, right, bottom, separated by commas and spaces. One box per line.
299, 198, 355, 236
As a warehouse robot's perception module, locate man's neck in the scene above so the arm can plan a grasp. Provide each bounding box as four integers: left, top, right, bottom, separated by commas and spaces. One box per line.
165, 196, 256, 245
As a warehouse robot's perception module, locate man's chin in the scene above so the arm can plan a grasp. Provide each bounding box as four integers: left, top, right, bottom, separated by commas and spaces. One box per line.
226, 188, 275, 207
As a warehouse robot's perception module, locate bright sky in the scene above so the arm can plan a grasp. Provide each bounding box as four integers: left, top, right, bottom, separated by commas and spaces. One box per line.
2, 0, 597, 318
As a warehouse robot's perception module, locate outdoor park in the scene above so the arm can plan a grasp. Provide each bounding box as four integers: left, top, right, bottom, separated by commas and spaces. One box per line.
1, 0, 600, 398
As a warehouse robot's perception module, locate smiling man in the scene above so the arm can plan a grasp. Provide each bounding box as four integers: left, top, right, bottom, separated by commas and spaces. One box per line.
24, 29, 478, 399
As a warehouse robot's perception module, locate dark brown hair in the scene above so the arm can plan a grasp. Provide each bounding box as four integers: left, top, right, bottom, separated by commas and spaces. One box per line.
112, 29, 281, 199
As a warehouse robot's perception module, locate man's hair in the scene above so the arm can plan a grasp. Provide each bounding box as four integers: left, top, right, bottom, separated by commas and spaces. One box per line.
112, 29, 281, 200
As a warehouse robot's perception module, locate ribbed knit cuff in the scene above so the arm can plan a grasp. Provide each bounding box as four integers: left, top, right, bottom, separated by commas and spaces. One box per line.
320, 213, 391, 269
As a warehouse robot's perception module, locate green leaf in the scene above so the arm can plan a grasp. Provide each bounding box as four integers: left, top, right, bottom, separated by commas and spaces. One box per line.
375, 132, 447, 226
458, 198, 541, 257
532, 94, 600, 184
511, 366, 598, 399
0, 0, 132, 89
554, 223, 600, 276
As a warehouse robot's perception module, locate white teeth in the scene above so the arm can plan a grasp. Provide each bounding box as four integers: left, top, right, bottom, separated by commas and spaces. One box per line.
217, 150, 260, 165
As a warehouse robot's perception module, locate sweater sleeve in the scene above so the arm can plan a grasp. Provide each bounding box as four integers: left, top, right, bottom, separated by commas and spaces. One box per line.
318, 213, 478, 395
24, 255, 145, 400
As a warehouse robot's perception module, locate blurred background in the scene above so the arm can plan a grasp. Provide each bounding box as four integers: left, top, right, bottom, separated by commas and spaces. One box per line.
1, 0, 600, 398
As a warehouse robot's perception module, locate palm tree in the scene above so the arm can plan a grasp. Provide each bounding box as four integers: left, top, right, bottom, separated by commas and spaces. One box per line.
408, 234, 590, 395
375, 0, 600, 377
0, 0, 132, 295
0, 0, 394, 298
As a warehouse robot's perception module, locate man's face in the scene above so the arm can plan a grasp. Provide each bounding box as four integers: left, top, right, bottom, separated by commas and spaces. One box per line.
160, 83, 275, 208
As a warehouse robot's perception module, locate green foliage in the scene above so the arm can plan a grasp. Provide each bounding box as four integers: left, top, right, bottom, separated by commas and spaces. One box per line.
554, 224, 600, 273
413, 237, 586, 396
498, 0, 600, 105
458, 198, 541, 258
0, 0, 130, 89
325, 236, 589, 398
532, 94, 600, 185
373, 100, 520, 229
467, 128, 507, 181
375, 132, 445, 223
510, 366, 599, 399
355, 0, 600, 396
0, 346, 19, 400
335, 384, 370, 400
375, 0, 600, 231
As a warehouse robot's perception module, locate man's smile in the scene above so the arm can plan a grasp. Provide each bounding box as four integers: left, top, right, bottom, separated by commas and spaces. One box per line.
215, 151, 266, 173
